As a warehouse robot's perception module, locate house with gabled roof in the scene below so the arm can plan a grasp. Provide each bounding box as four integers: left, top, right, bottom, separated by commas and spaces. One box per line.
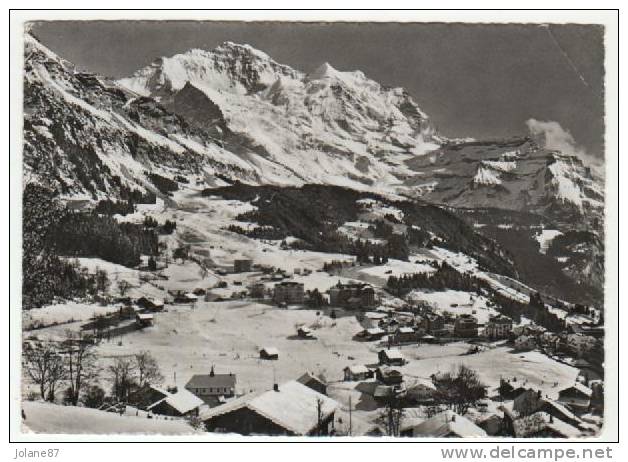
200, 380, 339, 436
185, 366, 237, 406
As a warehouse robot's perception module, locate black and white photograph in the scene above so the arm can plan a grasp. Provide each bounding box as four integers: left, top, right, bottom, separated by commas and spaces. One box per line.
9, 10, 619, 443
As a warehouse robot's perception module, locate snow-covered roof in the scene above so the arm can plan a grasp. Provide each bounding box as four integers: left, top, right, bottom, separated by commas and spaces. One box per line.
261, 347, 279, 355
380, 348, 404, 359
397, 327, 415, 334
147, 388, 204, 415
137, 313, 154, 320
366, 327, 385, 335
345, 364, 369, 374
513, 412, 580, 438
200, 380, 339, 435
365, 312, 387, 320
411, 410, 487, 438
561, 382, 593, 398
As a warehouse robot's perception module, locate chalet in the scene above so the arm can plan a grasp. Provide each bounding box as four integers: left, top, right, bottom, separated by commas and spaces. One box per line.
185, 367, 237, 406
400, 410, 487, 438
357, 327, 386, 341
509, 390, 582, 428
484, 314, 513, 339
273, 281, 305, 305
296, 372, 327, 395
248, 282, 266, 299
406, 378, 437, 404
135, 313, 154, 328
328, 282, 376, 308
512, 412, 580, 438
136, 297, 165, 312
378, 349, 405, 366
201, 380, 339, 436
477, 414, 503, 436
234, 259, 253, 273
146, 387, 204, 418
393, 327, 417, 344
514, 335, 536, 351
343, 365, 372, 382
558, 383, 592, 410
376, 367, 404, 386
373, 384, 406, 402
260, 347, 279, 360
566, 333, 598, 356
171, 290, 198, 304
454, 314, 478, 338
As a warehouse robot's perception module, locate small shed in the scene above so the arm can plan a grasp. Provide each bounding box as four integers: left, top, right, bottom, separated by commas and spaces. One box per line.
136, 297, 165, 312
260, 347, 279, 360
135, 313, 154, 328
343, 365, 372, 382
378, 348, 405, 366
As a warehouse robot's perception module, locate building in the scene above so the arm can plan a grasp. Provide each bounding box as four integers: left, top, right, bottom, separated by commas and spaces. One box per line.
135, 313, 154, 328
512, 412, 580, 438
248, 282, 266, 299
566, 333, 598, 356
357, 327, 386, 341
421, 313, 445, 335
343, 365, 372, 382
200, 380, 339, 436
260, 347, 279, 360
454, 314, 478, 338
185, 367, 237, 406
406, 377, 437, 404
296, 372, 327, 395
328, 282, 376, 308
485, 314, 513, 339
558, 383, 592, 410
393, 327, 417, 344
400, 410, 487, 438
146, 387, 204, 418
273, 281, 305, 305
136, 297, 165, 312
376, 367, 404, 385
234, 259, 253, 273
514, 335, 537, 351
378, 349, 405, 366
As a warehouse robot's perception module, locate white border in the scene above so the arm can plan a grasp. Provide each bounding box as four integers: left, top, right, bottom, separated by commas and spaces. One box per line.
5, 6, 620, 451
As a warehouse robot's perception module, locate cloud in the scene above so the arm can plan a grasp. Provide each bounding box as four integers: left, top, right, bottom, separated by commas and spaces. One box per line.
526, 118, 603, 176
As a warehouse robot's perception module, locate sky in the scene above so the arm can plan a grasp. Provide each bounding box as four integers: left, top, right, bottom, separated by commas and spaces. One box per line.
30, 21, 605, 158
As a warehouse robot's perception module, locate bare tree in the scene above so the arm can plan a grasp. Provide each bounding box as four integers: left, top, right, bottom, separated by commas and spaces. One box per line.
117, 280, 131, 297
23, 341, 66, 401
95, 268, 110, 294
134, 351, 164, 389
108, 356, 137, 402
433, 364, 487, 415
376, 388, 405, 436
62, 331, 96, 406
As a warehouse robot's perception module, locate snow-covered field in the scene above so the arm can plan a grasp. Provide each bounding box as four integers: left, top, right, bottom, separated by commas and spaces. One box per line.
407, 290, 499, 324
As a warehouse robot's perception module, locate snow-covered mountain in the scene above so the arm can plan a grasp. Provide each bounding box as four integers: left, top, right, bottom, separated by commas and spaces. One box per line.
24, 33, 603, 227
117, 42, 439, 190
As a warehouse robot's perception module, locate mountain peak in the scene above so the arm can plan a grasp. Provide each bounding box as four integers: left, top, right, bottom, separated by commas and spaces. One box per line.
309, 62, 340, 80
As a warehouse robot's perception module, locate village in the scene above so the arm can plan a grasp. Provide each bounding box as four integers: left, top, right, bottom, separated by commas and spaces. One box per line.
21, 213, 605, 438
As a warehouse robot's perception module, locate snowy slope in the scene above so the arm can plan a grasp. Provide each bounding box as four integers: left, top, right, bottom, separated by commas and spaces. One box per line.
22, 401, 200, 435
